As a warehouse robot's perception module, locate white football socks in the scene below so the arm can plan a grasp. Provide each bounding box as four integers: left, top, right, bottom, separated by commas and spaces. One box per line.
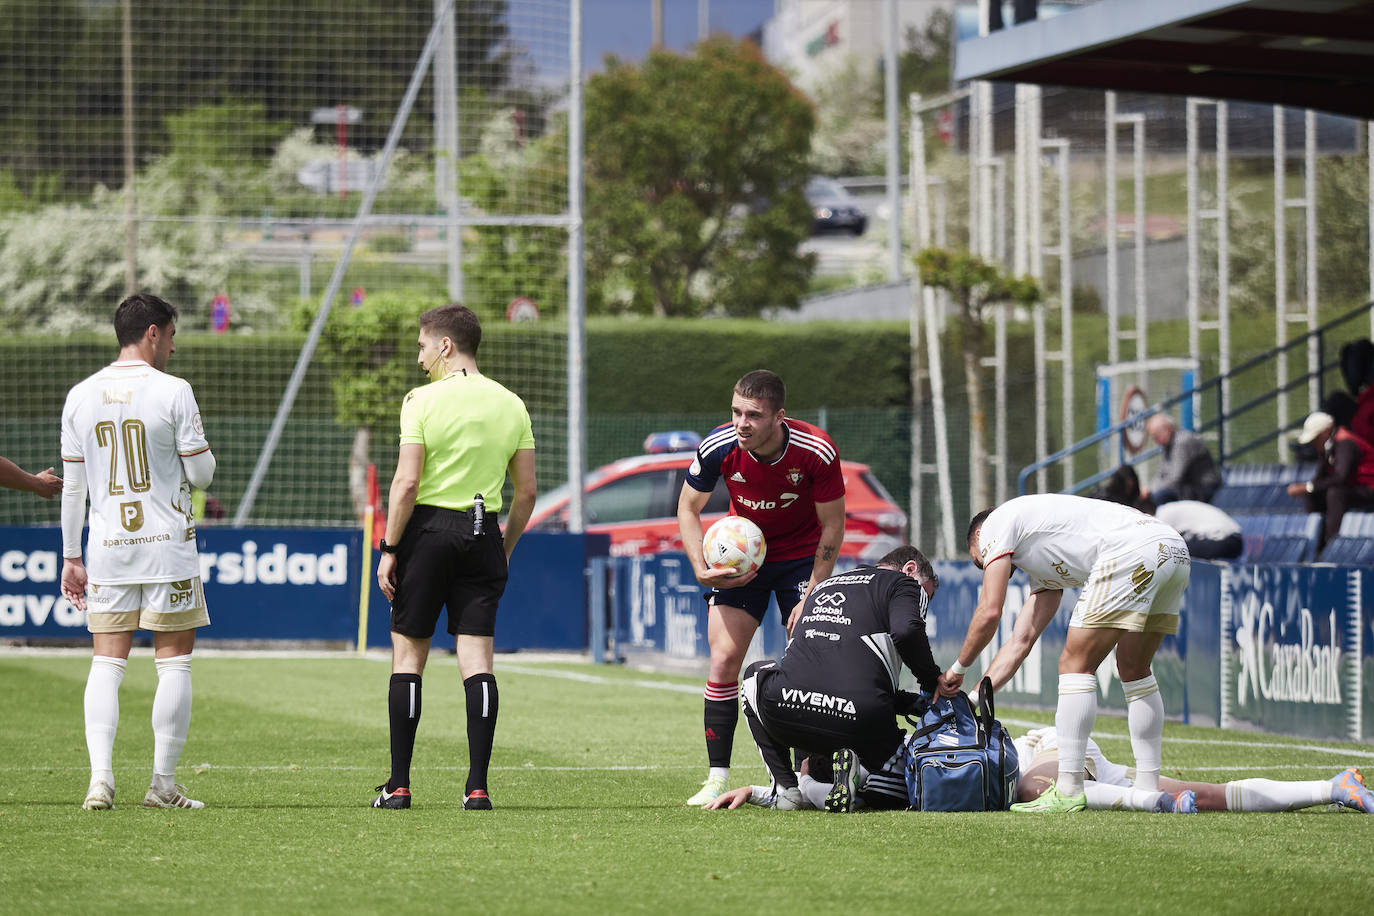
1225, 779, 1334, 812
797, 774, 829, 810
1123, 674, 1164, 792
1054, 673, 1099, 796
151, 654, 194, 787
84, 655, 127, 787
1084, 782, 1164, 811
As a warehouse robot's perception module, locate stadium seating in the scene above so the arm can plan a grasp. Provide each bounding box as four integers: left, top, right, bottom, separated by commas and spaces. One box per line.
1213, 463, 1317, 515
1317, 512, 1374, 564
1236, 512, 1323, 563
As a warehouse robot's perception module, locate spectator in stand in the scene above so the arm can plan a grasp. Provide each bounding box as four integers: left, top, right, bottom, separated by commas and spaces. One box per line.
1140, 413, 1221, 505
1340, 339, 1374, 445
1097, 465, 1241, 560
1286, 411, 1374, 550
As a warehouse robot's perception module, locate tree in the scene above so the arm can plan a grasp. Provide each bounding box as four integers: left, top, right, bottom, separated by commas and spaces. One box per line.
898, 8, 954, 102
809, 58, 887, 176
584, 38, 816, 317
916, 247, 1040, 510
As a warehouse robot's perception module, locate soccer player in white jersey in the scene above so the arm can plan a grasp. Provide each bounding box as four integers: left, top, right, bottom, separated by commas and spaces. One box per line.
938, 494, 1191, 813
1015, 726, 1374, 814
59, 293, 216, 811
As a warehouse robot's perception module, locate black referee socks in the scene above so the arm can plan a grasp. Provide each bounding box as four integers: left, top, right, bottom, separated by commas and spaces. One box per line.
463, 673, 499, 794
387, 673, 422, 790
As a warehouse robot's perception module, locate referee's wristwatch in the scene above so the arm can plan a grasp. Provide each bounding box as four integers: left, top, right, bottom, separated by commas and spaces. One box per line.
379, 539, 398, 554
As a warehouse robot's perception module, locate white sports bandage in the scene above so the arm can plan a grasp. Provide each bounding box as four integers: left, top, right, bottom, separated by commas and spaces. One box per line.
181, 450, 216, 490
948, 659, 968, 675
61, 461, 88, 559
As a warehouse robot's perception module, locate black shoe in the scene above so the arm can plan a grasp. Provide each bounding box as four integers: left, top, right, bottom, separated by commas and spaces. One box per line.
463, 789, 492, 810
372, 783, 411, 809
825, 748, 858, 813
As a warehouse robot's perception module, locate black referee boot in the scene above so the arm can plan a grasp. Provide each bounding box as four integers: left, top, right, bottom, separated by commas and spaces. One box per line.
372, 783, 411, 809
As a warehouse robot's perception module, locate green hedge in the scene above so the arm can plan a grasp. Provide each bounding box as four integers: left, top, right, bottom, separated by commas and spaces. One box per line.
1, 319, 918, 420
585, 318, 912, 411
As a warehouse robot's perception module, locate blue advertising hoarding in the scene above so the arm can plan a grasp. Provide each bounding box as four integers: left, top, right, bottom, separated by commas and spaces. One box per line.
1, 527, 606, 652
0, 526, 359, 641
610, 552, 789, 664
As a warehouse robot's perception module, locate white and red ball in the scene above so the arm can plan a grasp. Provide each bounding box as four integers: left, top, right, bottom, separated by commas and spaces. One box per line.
702, 515, 767, 577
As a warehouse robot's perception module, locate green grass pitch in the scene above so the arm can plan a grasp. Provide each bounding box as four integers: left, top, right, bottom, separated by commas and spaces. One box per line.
2, 652, 1372, 915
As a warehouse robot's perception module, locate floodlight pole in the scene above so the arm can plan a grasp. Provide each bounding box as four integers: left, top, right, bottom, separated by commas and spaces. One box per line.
568, 0, 587, 535
121, 0, 137, 294
434, 0, 462, 302
883, 0, 902, 282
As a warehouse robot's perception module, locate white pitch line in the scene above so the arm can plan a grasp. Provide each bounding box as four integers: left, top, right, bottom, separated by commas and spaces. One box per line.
499, 663, 702, 695
997, 716, 1374, 759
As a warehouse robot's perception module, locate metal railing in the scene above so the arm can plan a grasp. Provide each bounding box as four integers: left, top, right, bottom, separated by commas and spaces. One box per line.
1018, 300, 1374, 496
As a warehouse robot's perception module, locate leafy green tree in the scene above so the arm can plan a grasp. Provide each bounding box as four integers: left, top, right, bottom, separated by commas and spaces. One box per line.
917, 247, 1040, 509
584, 38, 816, 317
810, 58, 887, 176
898, 8, 954, 102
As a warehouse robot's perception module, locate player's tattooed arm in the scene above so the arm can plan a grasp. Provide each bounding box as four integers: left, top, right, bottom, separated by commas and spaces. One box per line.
811, 497, 845, 584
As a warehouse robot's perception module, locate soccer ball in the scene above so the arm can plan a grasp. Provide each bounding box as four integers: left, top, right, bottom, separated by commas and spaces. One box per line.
703, 515, 766, 577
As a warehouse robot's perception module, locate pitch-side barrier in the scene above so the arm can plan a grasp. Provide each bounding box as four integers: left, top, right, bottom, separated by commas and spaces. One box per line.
0, 527, 606, 654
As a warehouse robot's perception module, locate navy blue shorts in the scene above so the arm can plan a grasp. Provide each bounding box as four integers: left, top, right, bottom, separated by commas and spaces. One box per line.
706, 556, 814, 623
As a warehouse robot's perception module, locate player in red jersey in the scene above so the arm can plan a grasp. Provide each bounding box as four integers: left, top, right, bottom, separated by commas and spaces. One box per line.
676, 369, 846, 805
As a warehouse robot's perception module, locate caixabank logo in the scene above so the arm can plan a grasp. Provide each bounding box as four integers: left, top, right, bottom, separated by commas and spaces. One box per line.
1224, 567, 1352, 709
1233, 593, 1342, 706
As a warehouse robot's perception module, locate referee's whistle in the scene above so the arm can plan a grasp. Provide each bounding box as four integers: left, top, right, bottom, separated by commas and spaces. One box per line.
473, 493, 485, 535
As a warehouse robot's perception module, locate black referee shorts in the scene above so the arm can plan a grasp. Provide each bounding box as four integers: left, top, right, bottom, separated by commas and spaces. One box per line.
390, 505, 508, 639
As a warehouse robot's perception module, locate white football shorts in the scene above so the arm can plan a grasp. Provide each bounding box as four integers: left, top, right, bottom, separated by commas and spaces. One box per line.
1069, 531, 1190, 634
85, 576, 210, 634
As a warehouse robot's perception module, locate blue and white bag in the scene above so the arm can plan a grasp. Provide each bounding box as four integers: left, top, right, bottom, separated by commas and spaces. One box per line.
903, 678, 1019, 811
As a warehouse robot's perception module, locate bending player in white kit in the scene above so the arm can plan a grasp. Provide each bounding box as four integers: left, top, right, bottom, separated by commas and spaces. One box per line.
940, 495, 1192, 813
60, 293, 216, 811
1016, 726, 1374, 814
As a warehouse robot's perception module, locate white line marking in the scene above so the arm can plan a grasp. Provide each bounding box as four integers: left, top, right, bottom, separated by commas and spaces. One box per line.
499, 664, 702, 695
998, 716, 1374, 759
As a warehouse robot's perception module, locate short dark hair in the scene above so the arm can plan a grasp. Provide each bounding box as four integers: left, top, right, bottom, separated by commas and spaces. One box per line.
876, 545, 938, 589
418, 303, 481, 357
114, 293, 177, 346
967, 508, 994, 551
734, 369, 785, 412
1096, 464, 1141, 506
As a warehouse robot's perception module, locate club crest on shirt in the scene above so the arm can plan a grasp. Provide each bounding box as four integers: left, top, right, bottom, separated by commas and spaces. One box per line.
120, 500, 145, 533
787, 467, 803, 485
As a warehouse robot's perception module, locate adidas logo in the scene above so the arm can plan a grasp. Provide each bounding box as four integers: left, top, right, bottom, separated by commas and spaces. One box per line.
730, 472, 746, 482
705, 728, 720, 740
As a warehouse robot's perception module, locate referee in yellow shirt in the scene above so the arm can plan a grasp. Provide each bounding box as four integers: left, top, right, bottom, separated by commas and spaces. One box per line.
373, 304, 537, 811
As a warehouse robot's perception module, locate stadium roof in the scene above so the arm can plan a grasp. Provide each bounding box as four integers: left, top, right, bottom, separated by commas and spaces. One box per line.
954, 0, 1374, 120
